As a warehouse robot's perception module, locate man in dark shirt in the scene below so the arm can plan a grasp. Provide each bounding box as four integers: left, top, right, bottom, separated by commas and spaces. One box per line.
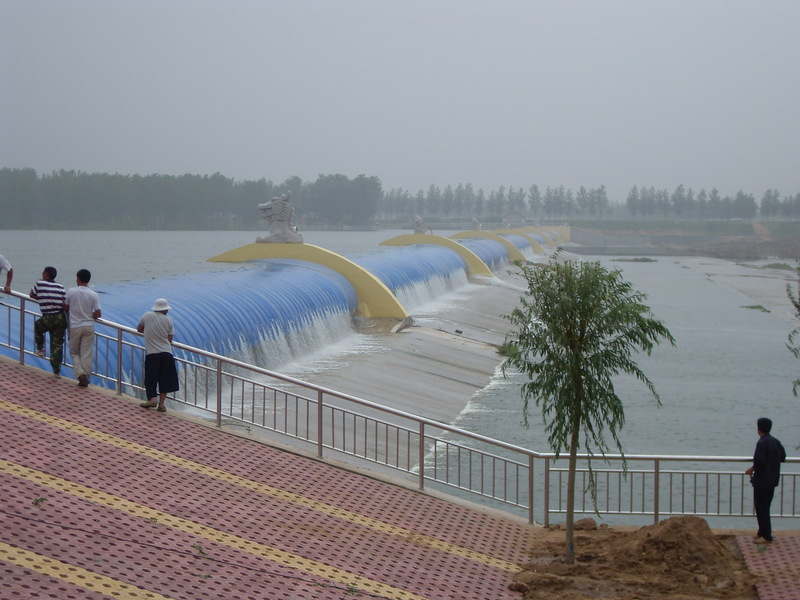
745, 417, 787, 543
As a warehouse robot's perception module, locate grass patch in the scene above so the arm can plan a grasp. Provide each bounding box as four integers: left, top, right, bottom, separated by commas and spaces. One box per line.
497, 341, 519, 357
742, 305, 770, 313
611, 257, 658, 263
761, 262, 794, 271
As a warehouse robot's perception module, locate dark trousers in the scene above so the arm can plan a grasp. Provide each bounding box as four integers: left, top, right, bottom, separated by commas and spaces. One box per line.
754, 486, 776, 541
34, 312, 67, 374
144, 352, 180, 400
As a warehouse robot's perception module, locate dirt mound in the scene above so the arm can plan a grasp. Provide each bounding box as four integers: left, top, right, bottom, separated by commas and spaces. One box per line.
511, 516, 757, 599
608, 515, 730, 573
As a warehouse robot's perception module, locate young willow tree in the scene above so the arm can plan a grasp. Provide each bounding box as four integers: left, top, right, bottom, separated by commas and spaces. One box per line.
503, 256, 675, 564
787, 260, 800, 397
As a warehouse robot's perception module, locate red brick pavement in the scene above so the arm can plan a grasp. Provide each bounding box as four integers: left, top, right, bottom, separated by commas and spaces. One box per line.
737, 534, 800, 600
0, 358, 532, 600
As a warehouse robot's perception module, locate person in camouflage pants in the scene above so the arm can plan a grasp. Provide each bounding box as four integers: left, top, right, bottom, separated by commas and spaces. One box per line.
30, 266, 67, 376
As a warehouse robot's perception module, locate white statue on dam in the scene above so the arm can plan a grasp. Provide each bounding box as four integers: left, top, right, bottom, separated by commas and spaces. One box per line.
256, 191, 304, 243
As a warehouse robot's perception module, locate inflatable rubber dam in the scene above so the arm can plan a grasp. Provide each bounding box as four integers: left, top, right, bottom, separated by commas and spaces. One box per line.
7, 228, 567, 392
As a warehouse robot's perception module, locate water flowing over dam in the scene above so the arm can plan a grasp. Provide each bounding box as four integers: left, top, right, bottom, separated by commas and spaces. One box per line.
5, 228, 564, 387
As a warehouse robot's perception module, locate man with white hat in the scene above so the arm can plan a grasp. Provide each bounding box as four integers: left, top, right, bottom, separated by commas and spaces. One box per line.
137, 298, 179, 413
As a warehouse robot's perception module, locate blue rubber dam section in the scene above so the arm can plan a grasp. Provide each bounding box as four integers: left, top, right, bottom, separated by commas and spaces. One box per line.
456, 238, 510, 269
499, 234, 533, 252
2, 235, 532, 386
97, 260, 358, 354
350, 245, 468, 293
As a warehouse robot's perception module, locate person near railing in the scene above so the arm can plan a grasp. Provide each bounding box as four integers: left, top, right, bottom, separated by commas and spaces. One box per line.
0, 254, 13, 294
746, 417, 787, 543
65, 269, 102, 388
136, 298, 179, 413
30, 266, 67, 377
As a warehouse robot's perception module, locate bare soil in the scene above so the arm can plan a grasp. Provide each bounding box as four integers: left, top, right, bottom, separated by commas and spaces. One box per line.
510, 516, 759, 599
689, 236, 800, 260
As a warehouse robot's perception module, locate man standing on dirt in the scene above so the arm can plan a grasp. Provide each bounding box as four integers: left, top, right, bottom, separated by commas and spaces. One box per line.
745, 417, 786, 543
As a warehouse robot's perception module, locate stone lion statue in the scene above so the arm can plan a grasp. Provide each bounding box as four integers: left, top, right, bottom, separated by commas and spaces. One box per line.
256, 191, 303, 243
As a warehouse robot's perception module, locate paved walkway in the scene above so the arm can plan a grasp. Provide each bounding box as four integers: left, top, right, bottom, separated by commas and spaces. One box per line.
738, 535, 800, 600
2, 357, 798, 600
0, 358, 532, 600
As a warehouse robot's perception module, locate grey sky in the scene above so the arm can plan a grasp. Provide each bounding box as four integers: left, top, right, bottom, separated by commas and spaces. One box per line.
2, 0, 798, 202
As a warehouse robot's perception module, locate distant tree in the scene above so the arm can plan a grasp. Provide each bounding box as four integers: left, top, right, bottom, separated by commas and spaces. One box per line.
351, 174, 382, 224
576, 186, 590, 217
655, 188, 671, 217
475, 188, 485, 216
708, 188, 722, 218
640, 186, 656, 218
590, 185, 609, 217
508, 186, 527, 214
733, 190, 757, 219
503, 254, 674, 564
442, 185, 455, 217
671, 185, 688, 218
489, 185, 507, 215
626, 186, 640, 217
414, 189, 426, 215
463, 183, 476, 216
453, 183, 465, 216
685, 187, 696, 218
696, 188, 709, 218
426, 184, 442, 216
760, 189, 781, 220
528, 184, 542, 217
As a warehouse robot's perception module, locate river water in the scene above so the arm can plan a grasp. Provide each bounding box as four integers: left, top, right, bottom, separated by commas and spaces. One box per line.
3, 229, 798, 461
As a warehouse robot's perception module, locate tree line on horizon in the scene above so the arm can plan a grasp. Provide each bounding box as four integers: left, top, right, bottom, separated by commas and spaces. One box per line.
0, 167, 798, 229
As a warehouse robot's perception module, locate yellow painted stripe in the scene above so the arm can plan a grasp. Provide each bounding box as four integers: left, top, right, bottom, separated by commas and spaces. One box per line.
0, 540, 177, 599
0, 398, 520, 572
0, 459, 428, 600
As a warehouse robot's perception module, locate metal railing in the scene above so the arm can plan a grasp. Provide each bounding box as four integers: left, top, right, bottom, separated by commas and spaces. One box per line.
2, 290, 798, 526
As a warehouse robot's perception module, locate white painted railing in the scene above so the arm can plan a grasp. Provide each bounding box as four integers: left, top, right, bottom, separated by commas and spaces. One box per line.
2, 290, 797, 526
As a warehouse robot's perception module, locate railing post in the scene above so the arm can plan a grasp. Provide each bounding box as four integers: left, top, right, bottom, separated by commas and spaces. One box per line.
653, 458, 660, 524
543, 457, 550, 528
316, 390, 324, 458
116, 329, 124, 395
215, 360, 223, 428
18, 298, 26, 364
418, 422, 425, 490
528, 454, 535, 524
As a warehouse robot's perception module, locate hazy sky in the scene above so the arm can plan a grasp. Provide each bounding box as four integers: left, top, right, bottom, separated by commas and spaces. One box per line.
2, 0, 799, 202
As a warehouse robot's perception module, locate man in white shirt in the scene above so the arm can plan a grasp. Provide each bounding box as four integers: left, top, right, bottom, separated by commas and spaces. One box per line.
137, 298, 179, 413
64, 269, 102, 388
0, 254, 13, 293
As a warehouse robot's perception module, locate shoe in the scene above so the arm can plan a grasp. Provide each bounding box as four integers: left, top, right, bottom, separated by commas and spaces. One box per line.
34, 348, 45, 358
753, 536, 772, 544
157, 405, 167, 413
77, 374, 89, 388
52, 372, 61, 378
140, 400, 158, 408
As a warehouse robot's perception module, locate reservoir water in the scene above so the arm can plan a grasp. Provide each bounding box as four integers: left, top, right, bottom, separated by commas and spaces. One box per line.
3, 229, 798, 463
